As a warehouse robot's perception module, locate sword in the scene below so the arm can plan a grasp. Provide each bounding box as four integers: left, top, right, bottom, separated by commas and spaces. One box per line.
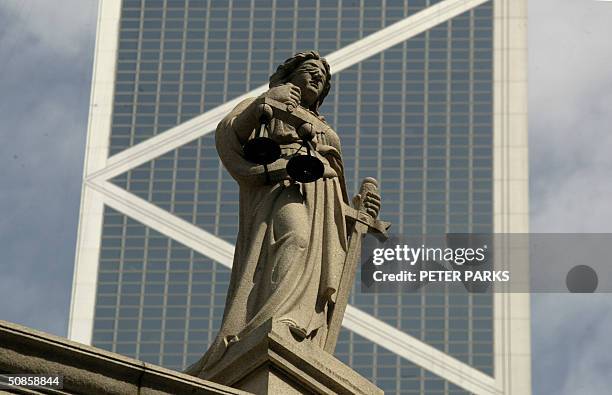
323, 177, 391, 353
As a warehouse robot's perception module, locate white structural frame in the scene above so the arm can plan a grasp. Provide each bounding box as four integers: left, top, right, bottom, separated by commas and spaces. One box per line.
492, 0, 531, 393
68, 0, 119, 345
69, 0, 530, 393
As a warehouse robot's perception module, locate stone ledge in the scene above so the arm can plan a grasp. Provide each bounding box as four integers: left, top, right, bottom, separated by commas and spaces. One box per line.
0, 320, 248, 395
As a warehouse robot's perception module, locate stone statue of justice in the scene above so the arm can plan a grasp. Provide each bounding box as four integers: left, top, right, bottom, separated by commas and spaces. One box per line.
186, 51, 390, 378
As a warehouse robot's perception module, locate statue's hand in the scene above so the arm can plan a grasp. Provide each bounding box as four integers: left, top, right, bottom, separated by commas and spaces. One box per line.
262, 83, 301, 110
354, 191, 381, 219
297, 123, 317, 142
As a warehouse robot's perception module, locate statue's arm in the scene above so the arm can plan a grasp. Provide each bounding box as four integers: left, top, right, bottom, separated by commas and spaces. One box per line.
216, 98, 290, 186
230, 84, 303, 145
230, 97, 266, 145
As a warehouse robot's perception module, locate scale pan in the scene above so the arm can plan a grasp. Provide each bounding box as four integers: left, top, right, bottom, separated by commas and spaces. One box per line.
286, 155, 324, 183
243, 137, 281, 165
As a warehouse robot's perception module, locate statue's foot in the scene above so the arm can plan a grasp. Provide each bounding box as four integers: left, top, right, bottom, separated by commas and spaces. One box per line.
279, 318, 308, 340
223, 334, 240, 347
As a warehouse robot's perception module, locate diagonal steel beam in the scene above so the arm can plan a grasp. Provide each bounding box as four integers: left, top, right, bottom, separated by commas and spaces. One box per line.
87, 0, 489, 184
344, 306, 500, 395
88, 178, 499, 394
86, 179, 235, 265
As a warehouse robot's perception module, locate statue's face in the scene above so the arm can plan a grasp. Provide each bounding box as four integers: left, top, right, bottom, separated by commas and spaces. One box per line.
289, 59, 327, 108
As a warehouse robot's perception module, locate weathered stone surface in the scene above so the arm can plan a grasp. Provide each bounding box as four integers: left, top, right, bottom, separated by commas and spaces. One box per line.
199, 319, 383, 395
188, 51, 387, 389
182, 50, 387, 394
0, 320, 248, 395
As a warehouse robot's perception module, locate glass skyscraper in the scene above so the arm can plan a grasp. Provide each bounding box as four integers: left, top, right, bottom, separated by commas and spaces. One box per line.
69, 0, 530, 394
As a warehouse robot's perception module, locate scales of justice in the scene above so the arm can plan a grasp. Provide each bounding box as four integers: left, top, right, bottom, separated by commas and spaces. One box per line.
186, 51, 390, 395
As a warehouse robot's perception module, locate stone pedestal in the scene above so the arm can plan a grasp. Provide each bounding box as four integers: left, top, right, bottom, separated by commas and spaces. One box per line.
198, 320, 382, 395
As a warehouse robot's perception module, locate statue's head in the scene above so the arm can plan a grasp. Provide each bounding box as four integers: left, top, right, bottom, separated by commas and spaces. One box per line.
269, 51, 331, 115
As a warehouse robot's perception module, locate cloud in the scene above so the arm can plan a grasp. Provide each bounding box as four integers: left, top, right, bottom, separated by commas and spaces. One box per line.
532, 295, 612, 395
529, 0, 612, 393
529, 0, 612, 232
0, 0, 98, 58
0, 1, 98, 337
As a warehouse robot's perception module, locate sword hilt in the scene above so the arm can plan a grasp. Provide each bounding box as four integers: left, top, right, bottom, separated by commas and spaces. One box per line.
346, 178, 390, 241
356, 177, 378, 217
359, 177, 378, 195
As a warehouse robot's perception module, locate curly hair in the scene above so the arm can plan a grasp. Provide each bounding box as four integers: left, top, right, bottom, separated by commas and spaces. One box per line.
268, 51, 331, 115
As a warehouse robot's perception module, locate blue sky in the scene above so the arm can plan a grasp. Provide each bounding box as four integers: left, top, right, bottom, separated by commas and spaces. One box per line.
0, 1, 611, 393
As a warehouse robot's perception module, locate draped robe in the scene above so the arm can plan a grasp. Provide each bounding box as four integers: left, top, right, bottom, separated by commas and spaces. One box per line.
186, 98, 350, 376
